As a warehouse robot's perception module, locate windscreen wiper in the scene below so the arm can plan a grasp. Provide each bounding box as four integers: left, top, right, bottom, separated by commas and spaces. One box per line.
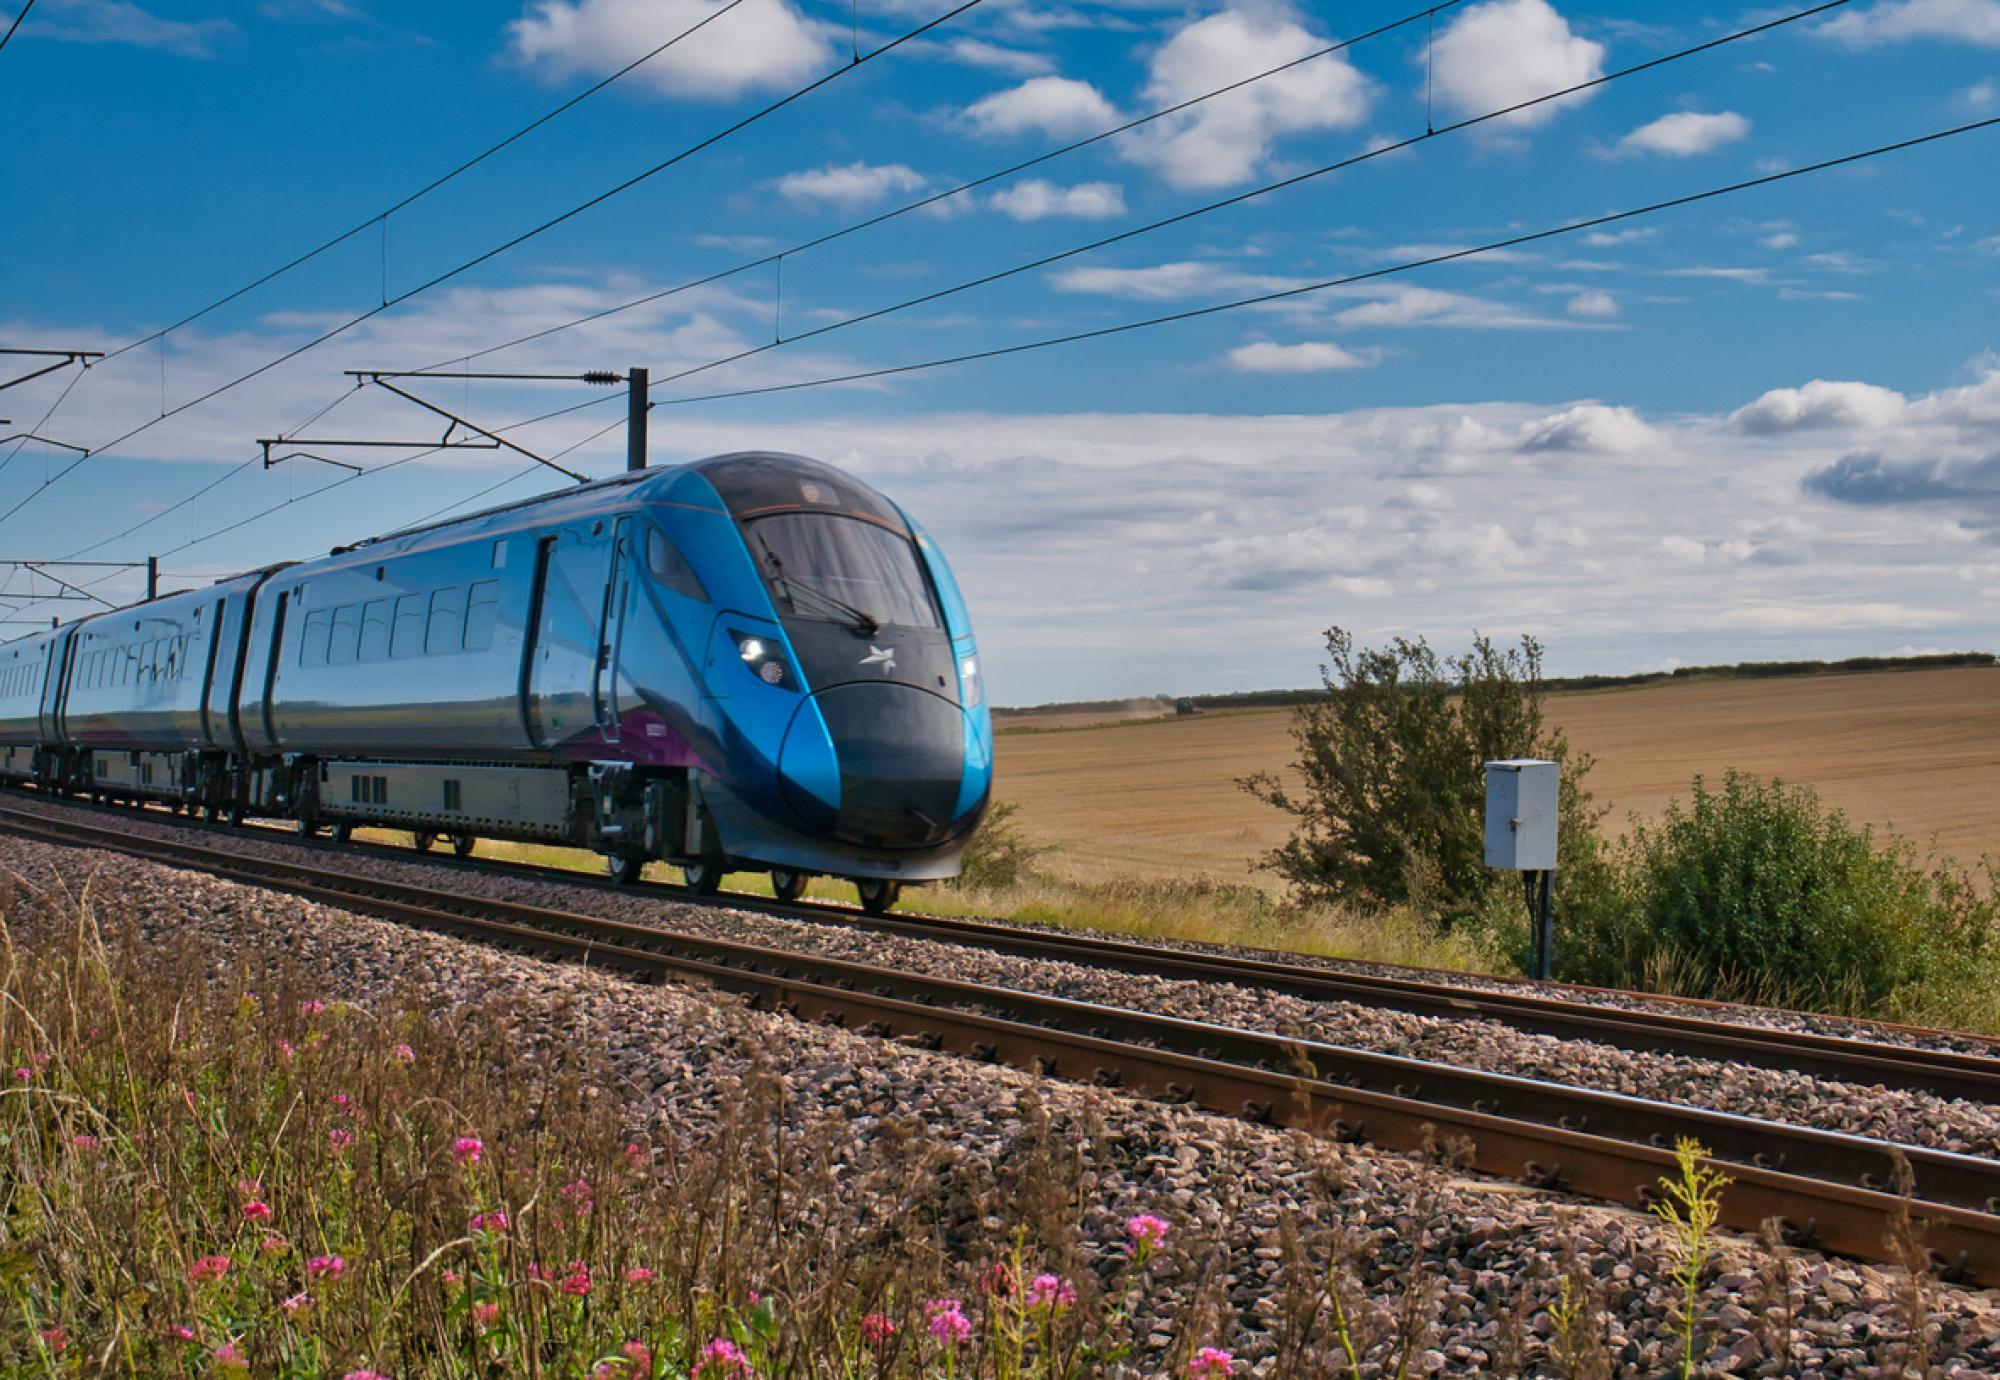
757, 535, 880, 636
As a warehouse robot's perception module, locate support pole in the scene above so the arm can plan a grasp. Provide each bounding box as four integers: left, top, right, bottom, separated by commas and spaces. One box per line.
146, 556, 158, 601
1532, 869, 1554, 981
627, 366, 649, 472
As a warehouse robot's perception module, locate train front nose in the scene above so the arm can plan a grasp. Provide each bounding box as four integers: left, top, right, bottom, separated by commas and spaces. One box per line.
779, 683, 974, 849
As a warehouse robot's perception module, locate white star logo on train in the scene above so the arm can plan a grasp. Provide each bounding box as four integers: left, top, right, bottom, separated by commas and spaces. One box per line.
860, 645, 896, 671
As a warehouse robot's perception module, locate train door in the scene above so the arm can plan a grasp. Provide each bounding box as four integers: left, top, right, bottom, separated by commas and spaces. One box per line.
596, 517, 634, 742
526, 522, 614, 749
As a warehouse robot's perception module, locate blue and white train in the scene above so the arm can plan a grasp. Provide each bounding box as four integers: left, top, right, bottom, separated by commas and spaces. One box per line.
0, 453, 993, 911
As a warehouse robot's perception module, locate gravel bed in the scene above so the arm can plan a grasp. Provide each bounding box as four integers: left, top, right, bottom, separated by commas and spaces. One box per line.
24, 789, 2000, 1060
4, 831, 1998, 1378
8, 794, 1996, 1159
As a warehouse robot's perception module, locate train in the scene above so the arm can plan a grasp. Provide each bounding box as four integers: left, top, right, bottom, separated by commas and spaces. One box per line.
0, 452, 993, 912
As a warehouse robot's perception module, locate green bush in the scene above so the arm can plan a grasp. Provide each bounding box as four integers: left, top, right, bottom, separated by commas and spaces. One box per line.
952, 799, 1054, 890
1555, 771, 1999, 1014
1241, 628, 1600, 926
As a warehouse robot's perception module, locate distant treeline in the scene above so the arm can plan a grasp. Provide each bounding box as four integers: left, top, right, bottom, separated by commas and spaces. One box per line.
993, 651, 1996, 718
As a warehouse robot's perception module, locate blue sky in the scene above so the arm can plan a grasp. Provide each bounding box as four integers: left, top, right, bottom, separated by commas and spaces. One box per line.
2, 0, 1997, 703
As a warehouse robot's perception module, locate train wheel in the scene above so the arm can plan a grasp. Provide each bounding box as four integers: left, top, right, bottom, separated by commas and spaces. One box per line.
769, 869, 810, 904
857, 879, 901, 915
681, 860, 722, 896
331, 822, 353, 846
606, 853, 644, 887
451, 834, 476, 858
412, 830, 438, 854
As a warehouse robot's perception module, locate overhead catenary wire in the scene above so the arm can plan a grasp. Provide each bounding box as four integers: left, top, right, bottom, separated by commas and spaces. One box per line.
0, 0, 34, 54
28, 0, 1857, 598
7, 0, 989, 534
432, 0, 1473, 369
639, 115, 2000, 410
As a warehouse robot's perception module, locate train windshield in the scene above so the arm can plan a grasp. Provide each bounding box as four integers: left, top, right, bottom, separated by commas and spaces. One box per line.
749, 513, 941, 630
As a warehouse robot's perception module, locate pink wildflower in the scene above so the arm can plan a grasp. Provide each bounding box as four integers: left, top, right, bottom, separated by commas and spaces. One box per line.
1028, 1273, 1078, 1309
623, 1340, 654, 1370
979, 1261, 1015, 1297
341, 1372, 391, 1380
467, 1210, 509, 1233
452, 1136, 484, 1164
167, 1325, 197, 1343
328, 1128, 355, 1149
560, 1177, 594, 1214
71, 1134, 98, 1150
331, 1093, 350, 1113
392, 1043, 415, 1064
300, 1000, 326, 1016
214, 1340, 247, 1370
625, 1141, 646, 1159
1125, 1213, 1171, 1250
860, 1313, 896, 1344
561, 1262, 592, 1297
259, 1234, 288, 1254
12, 1067, 28, 1082
441, 1269, 462, 1288
473, 1302, 500, 1327
31, 1051, 50, 1068
277, 1040, 295, 1061
925, 1298, 973, 1344
38, 1327, 64, 1354
528, 1263, 554, 1283
188, 1255, 230, 1283
242, 1200, 273, 1224
1190, 1347, 1235, 1379
307, 1254, 346, 1281
625, 1266, 655, 1284
236, 1177, 263, 1198
281, 1292, 313, 1314
696, 1338, 753, 1376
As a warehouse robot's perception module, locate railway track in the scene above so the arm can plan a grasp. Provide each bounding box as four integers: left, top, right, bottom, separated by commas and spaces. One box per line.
13, 787, 2000, 1107
4, 797, 1999, 1284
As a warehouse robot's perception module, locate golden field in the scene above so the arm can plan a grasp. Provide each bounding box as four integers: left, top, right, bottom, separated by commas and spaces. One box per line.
992, 666, 2000, 887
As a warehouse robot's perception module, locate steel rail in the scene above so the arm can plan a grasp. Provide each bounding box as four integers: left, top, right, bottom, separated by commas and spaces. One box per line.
2, 804, 1997, 1283
6, 785, 1997, 1104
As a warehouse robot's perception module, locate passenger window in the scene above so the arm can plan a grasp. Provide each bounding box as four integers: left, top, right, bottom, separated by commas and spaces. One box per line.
300, 610, 331, 668
463, 580, 500, 653
647, 527, 708, 602
329, 605, 360, 666
391, 595, 426, 659
359, 601, 390, 662
426, 585, 465, 656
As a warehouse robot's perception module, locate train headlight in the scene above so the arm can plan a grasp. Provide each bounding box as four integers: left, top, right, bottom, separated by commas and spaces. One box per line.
731, 631, 796, 691
959, 654, 983, 707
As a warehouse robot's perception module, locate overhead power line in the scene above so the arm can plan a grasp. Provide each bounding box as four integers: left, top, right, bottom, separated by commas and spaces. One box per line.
643, 115, 2000, 409
87, 0, 757, 372
0, 0, 34, 54
7, 0, 987, 535
439, 0, 1473, 368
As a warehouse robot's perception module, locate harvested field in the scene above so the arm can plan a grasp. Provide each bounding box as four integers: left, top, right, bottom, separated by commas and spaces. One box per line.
992, 666, 2000, 887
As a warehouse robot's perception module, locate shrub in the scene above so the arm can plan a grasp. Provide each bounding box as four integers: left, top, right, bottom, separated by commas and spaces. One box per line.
1555, 771, 1999, 1014
1241, 628, 1599, 927
953, 800, 1055, 890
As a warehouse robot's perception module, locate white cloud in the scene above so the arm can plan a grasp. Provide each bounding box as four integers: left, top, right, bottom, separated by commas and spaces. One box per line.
1222, 341, 1375, 374
1821, 0, 2000, 47
1049, 261, 1310, 301
1730, 379, 1909, 433
1581, 227, 1656, 247
1566, 290, 1619, 318
986, 179, 1127, 221
1117, 6, 1373, 190
1429, 0, 1606, 130
962, 76, 1119, 139
939, 38, 1053, 76
1329, 286, 1573, 331
30, 0, 236, 55
507, 0, 832, 100
1616, 110, 1750, 157
1760, 231, 1801, 250
772, 162, 928, 210
1517, 404, 1656, 453
1957, 78, 1999, 112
